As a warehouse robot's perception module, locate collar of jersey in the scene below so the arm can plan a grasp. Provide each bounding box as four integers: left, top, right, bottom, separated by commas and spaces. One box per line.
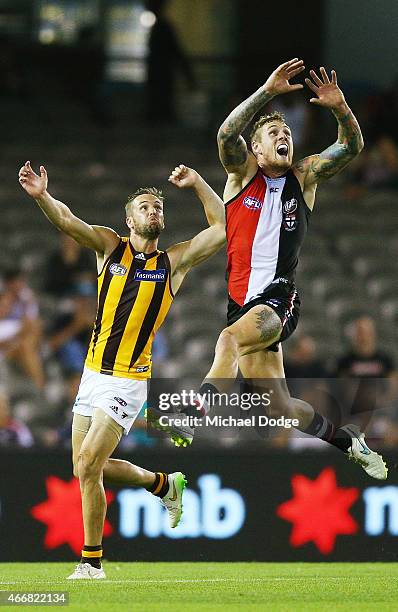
128, 240, 159, 260
259, 168, 289, 181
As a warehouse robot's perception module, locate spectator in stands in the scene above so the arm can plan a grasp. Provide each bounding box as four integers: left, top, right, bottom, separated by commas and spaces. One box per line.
48, 280, 97, 376
284, 335, 331, 441
285, 334, 328, 379
0, 388, 34, 447
0, 268, 45, 391
335, 316, 397, 439
336, 316, 394, 378
146, 0, 196, 123
45, 234, 94, 298
345, 135, 398, 199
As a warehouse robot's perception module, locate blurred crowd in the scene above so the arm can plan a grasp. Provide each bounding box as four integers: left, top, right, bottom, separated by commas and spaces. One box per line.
0, 231, 396, 450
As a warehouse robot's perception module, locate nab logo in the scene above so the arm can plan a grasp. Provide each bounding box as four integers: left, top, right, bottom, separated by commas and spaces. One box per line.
243, 196, 262, 210
134, 269, 166, 282
110, 263, 127, 276
277, 467, 359, 554
118, 474, 246, 539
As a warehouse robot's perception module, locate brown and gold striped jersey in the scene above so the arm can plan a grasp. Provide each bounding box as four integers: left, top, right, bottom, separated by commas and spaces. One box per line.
85, 237, 173, 380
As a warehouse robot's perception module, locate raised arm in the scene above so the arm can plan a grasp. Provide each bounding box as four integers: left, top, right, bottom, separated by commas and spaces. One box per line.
18, 161, 119, 257
294, 68, 364, 206
217, 58, 305, 175
166, 165, 225, 286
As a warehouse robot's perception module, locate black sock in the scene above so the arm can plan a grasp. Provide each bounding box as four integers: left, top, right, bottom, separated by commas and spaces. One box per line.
328, 427, 353, 453
147, 472, 169, 497
303, 413, 352, 453
81, 544, 102, 569
183, 383, 220, 418
303, 412, 335, 442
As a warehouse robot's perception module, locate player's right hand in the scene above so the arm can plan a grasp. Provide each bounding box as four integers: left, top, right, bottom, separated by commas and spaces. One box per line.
168, 164, 198, 189
18, 161, 48, 198
264, 58, 305, 97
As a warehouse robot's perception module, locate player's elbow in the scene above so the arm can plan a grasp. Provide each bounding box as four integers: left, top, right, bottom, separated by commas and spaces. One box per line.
58, 208, 75, 233
347, 135, 364, 157
217, 126, 232, 150
211, 223, 226, 247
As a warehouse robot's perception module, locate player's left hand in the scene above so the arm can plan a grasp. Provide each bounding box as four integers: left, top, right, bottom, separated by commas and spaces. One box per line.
168, 164, 198, 189
305, 68, 346, 110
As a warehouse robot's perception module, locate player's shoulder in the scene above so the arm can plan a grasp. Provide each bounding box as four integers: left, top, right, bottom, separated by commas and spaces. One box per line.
224, 156, 259, 203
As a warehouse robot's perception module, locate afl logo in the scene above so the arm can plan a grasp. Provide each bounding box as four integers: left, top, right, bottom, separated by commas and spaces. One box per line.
109, 263, 127, 276
243, 196, 262, 210
283, 198, 298, 214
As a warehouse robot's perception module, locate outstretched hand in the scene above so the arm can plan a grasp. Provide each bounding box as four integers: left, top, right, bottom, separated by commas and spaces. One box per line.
264, 58, 305, 97
168, 164, 199, 189
305, 68, 346, 110
18, 161, 48, 198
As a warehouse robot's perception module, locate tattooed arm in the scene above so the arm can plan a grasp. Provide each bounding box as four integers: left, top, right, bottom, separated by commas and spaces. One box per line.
293, 68, 364, 209
217, 59, 305, 180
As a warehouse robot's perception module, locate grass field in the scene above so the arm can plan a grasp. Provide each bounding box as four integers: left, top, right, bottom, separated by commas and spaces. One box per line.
0, 563, 397, 611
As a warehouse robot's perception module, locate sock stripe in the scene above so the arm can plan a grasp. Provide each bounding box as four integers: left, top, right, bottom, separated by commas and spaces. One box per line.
82, 549, 103, 558
152, 473, 165, 496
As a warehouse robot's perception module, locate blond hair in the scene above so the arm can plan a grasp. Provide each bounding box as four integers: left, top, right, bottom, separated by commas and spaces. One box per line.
250, 111, 287, 143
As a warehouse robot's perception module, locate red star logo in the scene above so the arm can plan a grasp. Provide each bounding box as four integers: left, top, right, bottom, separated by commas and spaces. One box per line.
276, 467, 359, 554
31, 476, 114, 555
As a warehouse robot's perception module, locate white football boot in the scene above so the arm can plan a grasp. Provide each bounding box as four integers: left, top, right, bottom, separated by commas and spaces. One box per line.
342, 424, 388, 480
67, 562, 106, 580
160, 472, 187, 527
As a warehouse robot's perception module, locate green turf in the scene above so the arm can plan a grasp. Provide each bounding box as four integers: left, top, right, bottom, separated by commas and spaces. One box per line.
0, 563, 397, 611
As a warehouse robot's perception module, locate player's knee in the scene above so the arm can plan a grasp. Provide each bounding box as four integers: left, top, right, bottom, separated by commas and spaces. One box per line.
78, 448, 102, 482
216, 328, 239, 356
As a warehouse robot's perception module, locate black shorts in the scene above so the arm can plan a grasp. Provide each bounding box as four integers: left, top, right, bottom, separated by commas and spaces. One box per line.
227, 282, 301, 352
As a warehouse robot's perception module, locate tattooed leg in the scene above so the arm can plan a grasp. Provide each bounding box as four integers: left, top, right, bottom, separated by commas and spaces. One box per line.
203, 305, 282, 389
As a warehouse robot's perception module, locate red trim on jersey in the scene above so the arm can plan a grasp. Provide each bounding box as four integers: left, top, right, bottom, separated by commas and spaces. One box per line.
226, 170, 267, 306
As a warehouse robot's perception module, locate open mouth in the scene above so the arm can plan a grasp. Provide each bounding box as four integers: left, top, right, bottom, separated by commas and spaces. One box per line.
276, 144, 289, 156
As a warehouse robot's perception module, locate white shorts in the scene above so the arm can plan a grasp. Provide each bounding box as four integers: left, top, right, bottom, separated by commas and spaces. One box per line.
72, 366, 148, 435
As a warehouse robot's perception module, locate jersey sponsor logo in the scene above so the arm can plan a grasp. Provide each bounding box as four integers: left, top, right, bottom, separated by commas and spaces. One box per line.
114, 397, 127, 407
134, 365, 150, 373
134, 269, 166, 282
110, 263, 127, 276
135, 253, 146, 260
243, 196, 262, 210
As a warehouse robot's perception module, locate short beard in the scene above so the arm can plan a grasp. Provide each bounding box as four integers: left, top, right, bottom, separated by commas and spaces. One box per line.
134, 222, 162, 240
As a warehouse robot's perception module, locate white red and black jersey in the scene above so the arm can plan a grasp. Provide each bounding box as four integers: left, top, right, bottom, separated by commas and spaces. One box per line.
225, 168, 311, 307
